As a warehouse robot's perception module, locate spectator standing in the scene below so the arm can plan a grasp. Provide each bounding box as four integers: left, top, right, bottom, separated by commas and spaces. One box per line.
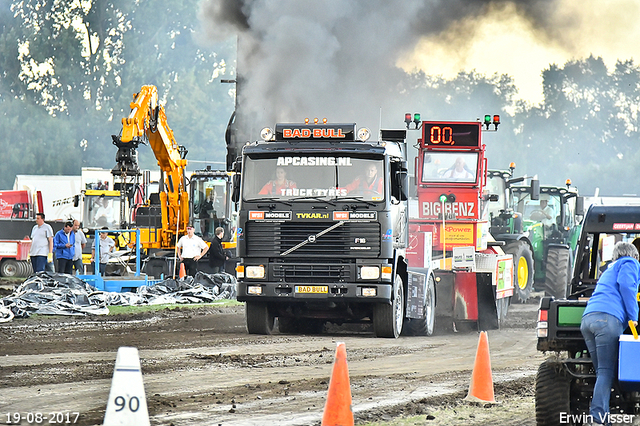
209, 227, 228, 273
72, 220, 87, 275
176, 225, 209, 277
91, 228, 115, 276
581, 241, 640, 425
29, 213, 54, 273
53, 221, 75, 274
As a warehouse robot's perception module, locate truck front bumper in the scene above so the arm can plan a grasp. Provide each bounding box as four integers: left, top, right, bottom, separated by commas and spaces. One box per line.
236, 281, 392, 304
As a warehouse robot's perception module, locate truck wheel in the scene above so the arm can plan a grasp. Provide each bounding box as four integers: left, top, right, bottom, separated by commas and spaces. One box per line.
504, 241, 534, 303
496, 296, 510, 325
535, 357, 571, 426
544, 246, 571, 299
373, 274, 404, 338
0, 259, 19, 277
245, 302, 275, 335
16, 261, 26, 277
402, 274, 436, 336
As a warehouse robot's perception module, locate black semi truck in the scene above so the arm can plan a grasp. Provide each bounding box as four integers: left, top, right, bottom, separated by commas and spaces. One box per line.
233, 122, 436, 338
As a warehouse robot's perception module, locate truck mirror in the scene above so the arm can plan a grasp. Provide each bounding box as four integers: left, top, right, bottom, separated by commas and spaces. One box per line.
487, 194, 499, 202
391, 161, 408, 201
575, 196, 584, 216
232, 174, 241, 203
530, 178, 540, 200
232, 157, 242, 173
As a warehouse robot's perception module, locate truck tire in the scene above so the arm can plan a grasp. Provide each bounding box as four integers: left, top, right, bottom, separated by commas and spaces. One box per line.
504, 241, 534, 303
0, 259, 19, 277
544, 246, 571, 299
535, 357, 571, 426
402, 274, 436, 336
496, 296, 510, 325
245, 302, 275, 335
16, 261, 26, 277
373, 274, 404, 338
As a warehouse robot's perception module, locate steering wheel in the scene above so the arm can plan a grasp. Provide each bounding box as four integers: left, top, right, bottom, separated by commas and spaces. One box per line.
528, 210, 547, 221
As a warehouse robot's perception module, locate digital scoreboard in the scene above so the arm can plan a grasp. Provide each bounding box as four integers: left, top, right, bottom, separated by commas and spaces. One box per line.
422, 122, 481, 148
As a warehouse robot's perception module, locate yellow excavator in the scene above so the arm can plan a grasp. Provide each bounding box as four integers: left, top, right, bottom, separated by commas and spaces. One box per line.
111, 85, 234, 276
112, 84, 189, 253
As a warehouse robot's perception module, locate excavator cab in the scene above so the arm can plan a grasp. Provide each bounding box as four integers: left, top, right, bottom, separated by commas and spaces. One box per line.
189, 167, 236, 245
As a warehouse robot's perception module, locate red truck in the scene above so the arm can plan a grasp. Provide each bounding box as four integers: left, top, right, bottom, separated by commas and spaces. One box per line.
0, 238, 33, 277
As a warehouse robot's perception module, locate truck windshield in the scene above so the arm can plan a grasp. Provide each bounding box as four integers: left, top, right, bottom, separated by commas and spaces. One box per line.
421, 152, 478, 183
243, 156, 385, 202
513, 192, 561, 225
579, 232, 640, 281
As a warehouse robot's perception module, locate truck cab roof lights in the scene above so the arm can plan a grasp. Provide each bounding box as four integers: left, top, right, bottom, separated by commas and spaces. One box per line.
260, 127, 274, 141
357, 127, 371, 141
404, 112, 422, 130
483, 114, 500, 131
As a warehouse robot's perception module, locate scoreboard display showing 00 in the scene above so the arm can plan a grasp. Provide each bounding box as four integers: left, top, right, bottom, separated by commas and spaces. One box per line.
422, 122, 480, 148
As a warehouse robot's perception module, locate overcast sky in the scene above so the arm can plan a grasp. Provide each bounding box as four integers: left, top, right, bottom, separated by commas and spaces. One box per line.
398, 0, 640, 104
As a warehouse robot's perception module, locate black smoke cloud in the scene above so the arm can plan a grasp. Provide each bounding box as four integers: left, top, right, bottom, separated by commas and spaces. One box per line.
199, 0, 559, 138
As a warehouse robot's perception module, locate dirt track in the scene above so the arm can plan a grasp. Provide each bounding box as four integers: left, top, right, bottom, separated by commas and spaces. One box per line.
0, 287, 544, 426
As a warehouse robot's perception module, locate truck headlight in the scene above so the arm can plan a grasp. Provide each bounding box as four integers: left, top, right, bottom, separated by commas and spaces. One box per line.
360, 266, 380, 279
246, 265, 265, 279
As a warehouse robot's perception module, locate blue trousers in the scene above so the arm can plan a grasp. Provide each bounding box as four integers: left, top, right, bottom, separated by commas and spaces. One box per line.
31, 255, 47, 273
581, 312, 623, 425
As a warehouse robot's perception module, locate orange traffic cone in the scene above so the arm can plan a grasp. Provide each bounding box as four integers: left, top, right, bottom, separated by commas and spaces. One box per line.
464, 331, 496, 404
322, 342, 354, 426
179, 263, 186, 279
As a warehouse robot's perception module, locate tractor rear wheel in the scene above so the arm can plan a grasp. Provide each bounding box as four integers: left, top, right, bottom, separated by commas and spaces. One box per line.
544, 246, 571, 299
504, 241, 534, 303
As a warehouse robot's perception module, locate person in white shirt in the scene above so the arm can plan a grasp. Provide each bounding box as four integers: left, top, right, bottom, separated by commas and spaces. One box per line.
177, 225, 209, 277
442, 157, 474, 180
91, 228, 115, 276
30, 213, 54, 273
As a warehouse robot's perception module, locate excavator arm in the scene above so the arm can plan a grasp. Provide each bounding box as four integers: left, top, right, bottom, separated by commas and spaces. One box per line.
113, 85, 189, 249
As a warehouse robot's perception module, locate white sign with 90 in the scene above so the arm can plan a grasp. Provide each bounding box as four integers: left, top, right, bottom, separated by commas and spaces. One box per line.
103, 346, 150, 426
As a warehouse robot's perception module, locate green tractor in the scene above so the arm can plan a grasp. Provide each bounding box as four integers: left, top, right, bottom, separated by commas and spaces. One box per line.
487, 168, 584, 302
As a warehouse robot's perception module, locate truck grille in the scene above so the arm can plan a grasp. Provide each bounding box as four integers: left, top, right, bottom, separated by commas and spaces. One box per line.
245, 221, 381, 257
272, 263, 352, 282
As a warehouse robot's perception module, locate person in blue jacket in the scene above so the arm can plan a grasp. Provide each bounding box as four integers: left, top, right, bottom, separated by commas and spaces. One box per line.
53, 221, 76, 274
581, 241, 640, 426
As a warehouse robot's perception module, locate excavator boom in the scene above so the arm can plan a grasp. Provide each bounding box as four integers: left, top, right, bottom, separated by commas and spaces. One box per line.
113, 85, 189, 250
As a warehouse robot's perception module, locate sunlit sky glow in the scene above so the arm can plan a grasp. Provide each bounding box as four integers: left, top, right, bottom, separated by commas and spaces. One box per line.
398, 0, 640, 105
